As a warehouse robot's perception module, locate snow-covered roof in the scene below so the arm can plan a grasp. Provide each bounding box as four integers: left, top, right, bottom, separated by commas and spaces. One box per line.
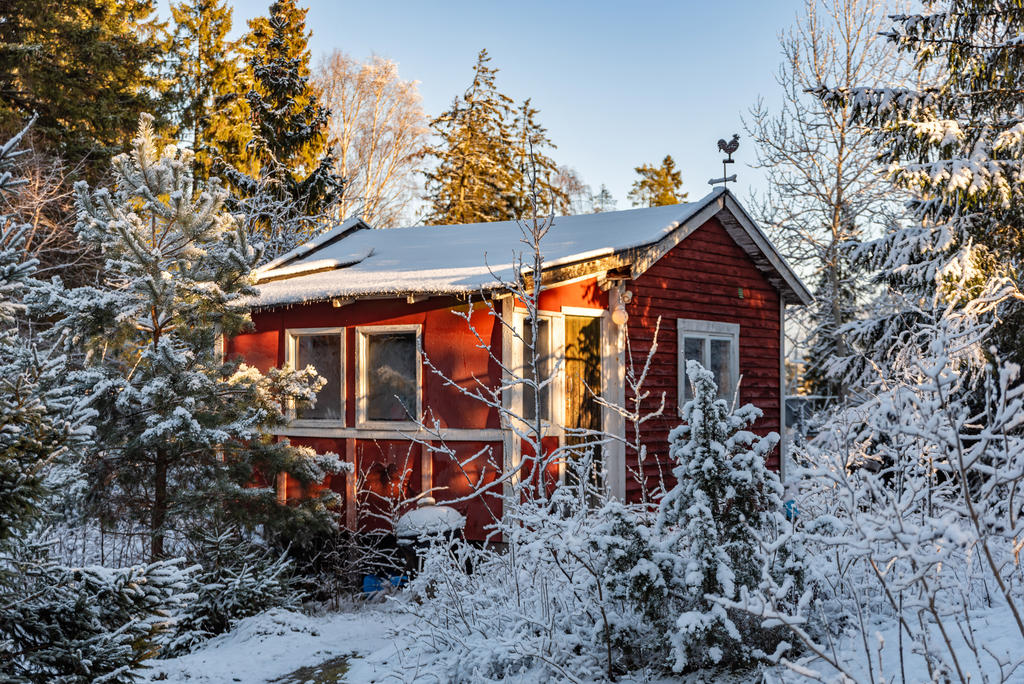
252, 188, 812, 307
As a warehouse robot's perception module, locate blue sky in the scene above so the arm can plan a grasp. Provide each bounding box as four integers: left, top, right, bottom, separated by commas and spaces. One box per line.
190, 0, 809, 209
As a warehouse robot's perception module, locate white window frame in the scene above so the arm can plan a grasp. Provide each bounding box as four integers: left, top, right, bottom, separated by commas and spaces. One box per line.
510, 309, 565, 431
677, 318, 740, 406
285, 327, 346, 427
356, 324, 423, 428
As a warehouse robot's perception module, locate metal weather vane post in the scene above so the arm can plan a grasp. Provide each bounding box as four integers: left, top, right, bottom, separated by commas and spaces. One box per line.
708, 133, 739, 187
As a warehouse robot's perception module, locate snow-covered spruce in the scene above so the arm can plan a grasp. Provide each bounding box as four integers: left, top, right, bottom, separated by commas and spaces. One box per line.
161, 526, 298, 657
657, 360, 795, 672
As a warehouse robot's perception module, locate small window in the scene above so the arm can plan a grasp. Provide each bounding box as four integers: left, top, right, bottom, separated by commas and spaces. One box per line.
358, 326, 421, 425
678, 319, 740, 404
286, 328, 345, 423
522, 316, 554, 422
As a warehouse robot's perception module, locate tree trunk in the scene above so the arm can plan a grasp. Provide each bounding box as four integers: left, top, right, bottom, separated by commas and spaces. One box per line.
151, 452, 167, 560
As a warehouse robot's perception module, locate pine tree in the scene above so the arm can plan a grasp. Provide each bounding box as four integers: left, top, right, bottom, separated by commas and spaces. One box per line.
54, 114, 343, 561
816, 1, 1024, 376
510, 99, 566, 218
0, 0, 168, 174
0, 121, 190, 684
218, 0, 342, 259
168, 0, 247, 181
627, 155, 686, 207
656, 361, 782, 671
424, 49, 517, 224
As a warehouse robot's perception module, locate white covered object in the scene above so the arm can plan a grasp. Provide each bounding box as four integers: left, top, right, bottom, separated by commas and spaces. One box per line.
395, 499, 466, 540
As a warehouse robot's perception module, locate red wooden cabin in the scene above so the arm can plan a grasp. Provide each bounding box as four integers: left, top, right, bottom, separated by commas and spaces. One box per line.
228, 188, 812, 541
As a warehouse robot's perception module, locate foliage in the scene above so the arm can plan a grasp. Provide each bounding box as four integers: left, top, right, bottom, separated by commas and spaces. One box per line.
728, 308, 1024, 681
745, 0, 908, 399
424, 49, 516, 224
47, 114, 342, 561
0, 120, 189, 684
425, 50, 563, 224
627, 155, 686, 207
816, 0, 1024, 384
657, 361, 787, 671
510, 99, 566, 218
315, 52, 429, 228
0, 0, 168, 175
219, 0, 343, 259
0, 121, 91, 544
168, 0, 247, 181
0, 548, 191, 684
162, 526, 298, 656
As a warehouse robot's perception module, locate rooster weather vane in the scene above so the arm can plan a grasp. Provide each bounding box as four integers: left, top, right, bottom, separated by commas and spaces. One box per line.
709, 133, 740, 188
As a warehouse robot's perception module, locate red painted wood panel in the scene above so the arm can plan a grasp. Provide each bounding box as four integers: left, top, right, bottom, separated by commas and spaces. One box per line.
430, 441, 502, 542
624, 216, 781, 503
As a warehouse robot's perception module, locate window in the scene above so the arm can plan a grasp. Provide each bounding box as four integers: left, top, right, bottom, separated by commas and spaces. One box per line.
677, 319, 739, 404
357, 326, 421, 425
522, 316, 555, 423
286, 328, 345, 424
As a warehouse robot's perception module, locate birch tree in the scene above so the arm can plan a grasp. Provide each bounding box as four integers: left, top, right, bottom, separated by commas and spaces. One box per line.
745, 0, 908, 399
315, 52, 429, 228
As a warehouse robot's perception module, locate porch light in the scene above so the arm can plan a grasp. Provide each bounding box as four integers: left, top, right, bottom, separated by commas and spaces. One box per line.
611, 289, 632, 326
611, 301, 628, 326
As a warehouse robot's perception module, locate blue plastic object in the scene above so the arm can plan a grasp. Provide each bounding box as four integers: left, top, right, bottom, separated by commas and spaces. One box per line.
361, 574, 409, 594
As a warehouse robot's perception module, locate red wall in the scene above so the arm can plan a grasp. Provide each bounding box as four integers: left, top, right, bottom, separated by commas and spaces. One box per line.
226, 279, 603, 542
624, 216, 781, 502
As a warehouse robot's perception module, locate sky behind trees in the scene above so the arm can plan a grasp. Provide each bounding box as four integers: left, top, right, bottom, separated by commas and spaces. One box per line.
191, 0, 807, 215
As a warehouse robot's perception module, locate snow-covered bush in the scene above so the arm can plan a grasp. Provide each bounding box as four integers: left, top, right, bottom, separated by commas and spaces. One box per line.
724, 311, 1024, 680
0, 546, 191, 683
401, 462, 670, 682
162, 526, 298, 656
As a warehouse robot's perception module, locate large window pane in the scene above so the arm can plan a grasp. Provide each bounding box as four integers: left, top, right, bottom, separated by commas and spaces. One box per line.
523, 317, 551, 422
296, 334, 342, 420
682, 336, 706, 402
365, 332, 418, 421
710, 338, 733, 400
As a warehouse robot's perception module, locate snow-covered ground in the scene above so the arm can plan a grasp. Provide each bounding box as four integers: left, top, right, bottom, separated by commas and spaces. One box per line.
142, 604, 415, 684
144, 601, 1024, 683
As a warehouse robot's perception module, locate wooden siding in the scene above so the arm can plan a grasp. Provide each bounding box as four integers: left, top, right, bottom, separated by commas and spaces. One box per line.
227, 278, 604, 542
624, 216, 782, 503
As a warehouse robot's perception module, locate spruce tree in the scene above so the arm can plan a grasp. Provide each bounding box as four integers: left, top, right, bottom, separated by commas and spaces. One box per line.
817, 1, 1024, 375
54, 114, 343, 561
424, 49, 517, 224
656, 361, 782, 671
0, 0, 168, 174
168, 0, 248, 181
219, 0, 342, 258
591, 184, 617, 213
510, 99, 566, 218
627, 155, 686, 207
